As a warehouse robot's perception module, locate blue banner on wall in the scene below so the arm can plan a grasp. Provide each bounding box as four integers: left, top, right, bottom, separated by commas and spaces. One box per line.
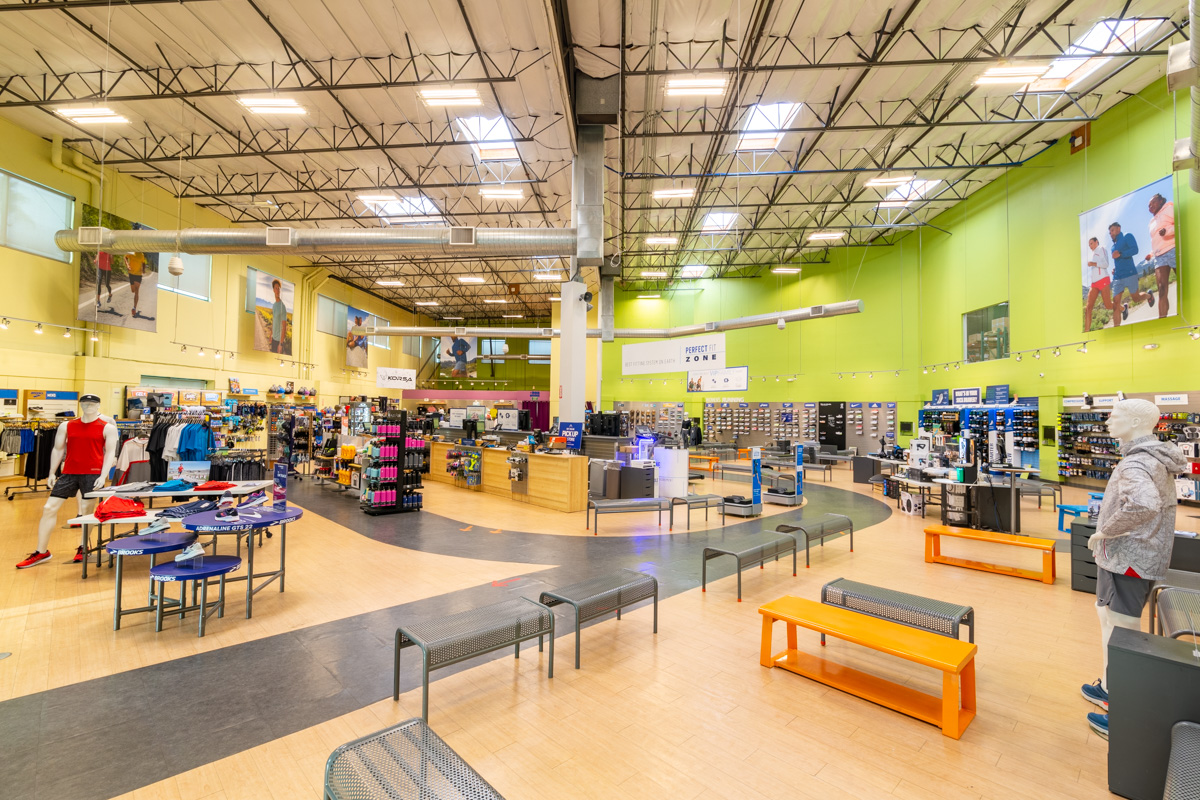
953, 387, 982, 405
931, 389, 950, 405
985, 384, 1010, 405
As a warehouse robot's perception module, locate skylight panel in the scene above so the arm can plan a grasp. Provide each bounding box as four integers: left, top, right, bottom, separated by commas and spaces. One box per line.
455, 116, 519, 161
876, 179, 942, 208
1028, 19, 1161, 91
358, 193, 445, 224
736, 102, 802, 151
700, 211, 738, 232
678, 265, 706, 279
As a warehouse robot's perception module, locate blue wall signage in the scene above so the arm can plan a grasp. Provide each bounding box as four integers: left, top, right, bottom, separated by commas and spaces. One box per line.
952, 387, 981, 405
559, 421, 583, 449
868, 402, 882, 409
782, 402, 794, 408
985, 384, 1010, 405
930, 389, 950, 405
849, 402, 863, 409
804, 402, 817, 408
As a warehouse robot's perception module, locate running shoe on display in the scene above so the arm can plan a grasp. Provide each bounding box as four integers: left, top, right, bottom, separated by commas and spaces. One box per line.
139, 519, 171, 536
215, 506, 240, 521
239, 490, 268, 508
174, 541, 206, 563
72, 547, 84, 563
217, 490, 236, 509
1080, 680, 1108, 710
17, 551, 52, 569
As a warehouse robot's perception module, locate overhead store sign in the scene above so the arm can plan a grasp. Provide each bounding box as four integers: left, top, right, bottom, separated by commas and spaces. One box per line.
376, 367, 417, 390
621, 333, 725, 375
686, 365, 746, 392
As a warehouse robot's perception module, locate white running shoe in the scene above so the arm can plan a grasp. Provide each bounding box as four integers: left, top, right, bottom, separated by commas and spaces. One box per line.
139, 519, 171, 536
217, 490, 236, 509
174, 541, 206, 563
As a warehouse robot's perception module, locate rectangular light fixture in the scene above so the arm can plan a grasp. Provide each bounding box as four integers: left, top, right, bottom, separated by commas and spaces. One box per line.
678, 265, 706, 279
358, 193, 398, 202
644, 236, 678, 246
442, 316, 464, 320
480, 187, 523, 199
376, 280, 406, 286
237, 96, 306, 115
419, 87, 481, 106
652, 188, 695, 200
665, 77, 727, 96
640, 270, 669, 278
864, 175, 915, 187
415, 301, 439, 306
549, 296, 561, 302
637, 294, 661, 299
975, 65, 1049, 85
501, 314, 524, 318
534, 273, 563, 281
457, 276, 486, 284
771, 267, 801, 274
483, 299, 507, 304
55, 107, 128, 124
700, 211, 738, 233
807, 231, 846, 241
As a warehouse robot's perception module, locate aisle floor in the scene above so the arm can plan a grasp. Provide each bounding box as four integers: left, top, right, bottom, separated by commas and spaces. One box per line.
0, 466, 1181, 800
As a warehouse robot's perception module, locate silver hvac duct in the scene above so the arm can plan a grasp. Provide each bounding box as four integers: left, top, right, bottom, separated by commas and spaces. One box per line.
54, 226, 578, 256
1193, 0, 1199, 193
365, 299, 863, 339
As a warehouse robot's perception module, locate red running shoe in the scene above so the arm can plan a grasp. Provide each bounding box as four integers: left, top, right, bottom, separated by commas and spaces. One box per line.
72, 547, 84, 563
16, 551, 51, 569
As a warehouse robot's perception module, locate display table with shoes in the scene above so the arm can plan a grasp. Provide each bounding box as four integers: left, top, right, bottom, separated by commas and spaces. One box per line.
105, 529, 198, 630
68, 509, 167, 579
86, 479, 271, 507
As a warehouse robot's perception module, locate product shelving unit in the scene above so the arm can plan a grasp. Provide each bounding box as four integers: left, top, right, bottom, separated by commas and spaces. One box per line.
361, 410, 427, 515
1057, 410, 1116, 483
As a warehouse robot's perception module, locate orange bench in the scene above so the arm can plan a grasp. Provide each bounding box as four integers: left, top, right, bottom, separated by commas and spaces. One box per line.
759, 596, 977, 738
924, 525, 1056, 584
688, 454, 720, 472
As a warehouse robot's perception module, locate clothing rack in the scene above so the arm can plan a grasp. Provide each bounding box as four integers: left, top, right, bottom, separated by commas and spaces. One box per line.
3, 419, 59, 500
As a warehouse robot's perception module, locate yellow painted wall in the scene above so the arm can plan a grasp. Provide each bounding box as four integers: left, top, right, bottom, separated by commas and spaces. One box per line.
0, 114, 430, 414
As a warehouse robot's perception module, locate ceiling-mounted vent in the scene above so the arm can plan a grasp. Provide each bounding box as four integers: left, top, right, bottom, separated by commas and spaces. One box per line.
454, 327, 467, 336
449, 227, 476, 246
704, 321, 718, 332
78, 227, 105, 246
541, 328, 554, 337
809, 305, 825, 317
265, 227, 293, 246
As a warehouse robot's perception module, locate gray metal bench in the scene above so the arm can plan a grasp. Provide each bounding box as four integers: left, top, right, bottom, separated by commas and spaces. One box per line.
774, 513, 854, 568
586, 497, 672, 535
1151, 569, 1200, 634
539, 569, 658, 668
713, 462, 790, 489
820, 578, 975, 645
1156, 587, 1200, 639
324, 717, 504, 800
393, 597, 554, 719
670, 494, 726, 529
763, 459, 832, 482
1164, 721, 1200, 800
702, 532, 798, 601
1016, 478, 1060, 509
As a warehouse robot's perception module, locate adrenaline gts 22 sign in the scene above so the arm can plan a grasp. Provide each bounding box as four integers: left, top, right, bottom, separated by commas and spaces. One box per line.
621, 333, 726, 375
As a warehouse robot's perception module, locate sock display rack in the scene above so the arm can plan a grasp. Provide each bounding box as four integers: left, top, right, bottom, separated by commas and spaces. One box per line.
1057, 411, 1116, 481
360, 411, 429, 515
919, 402, 1040, 470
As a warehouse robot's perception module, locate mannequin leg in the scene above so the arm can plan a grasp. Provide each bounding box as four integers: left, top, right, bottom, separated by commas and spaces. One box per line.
36, 496, 68, 553
1097, 603, 1142, 690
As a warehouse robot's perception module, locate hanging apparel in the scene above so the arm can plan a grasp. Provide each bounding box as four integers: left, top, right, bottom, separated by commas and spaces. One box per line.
23, 428, 55, 480
63, 418, 108, 475
116, 436, 151, 484
94, 496, 145, 521
146, 420, 171, 481
162, 424, 185, 462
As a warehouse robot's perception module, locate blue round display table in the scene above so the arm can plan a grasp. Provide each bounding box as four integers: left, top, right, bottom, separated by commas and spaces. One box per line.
104, 530, 198, 631
149, 554, 242, 637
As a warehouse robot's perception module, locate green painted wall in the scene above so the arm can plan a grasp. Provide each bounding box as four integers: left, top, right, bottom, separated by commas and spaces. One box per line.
601, 78, 1194, 463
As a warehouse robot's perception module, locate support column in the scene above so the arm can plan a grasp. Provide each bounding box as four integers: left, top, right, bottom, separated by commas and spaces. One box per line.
559, 280, 588, 427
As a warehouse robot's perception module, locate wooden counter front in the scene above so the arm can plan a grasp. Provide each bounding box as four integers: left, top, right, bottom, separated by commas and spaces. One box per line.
425, 440, 587, 512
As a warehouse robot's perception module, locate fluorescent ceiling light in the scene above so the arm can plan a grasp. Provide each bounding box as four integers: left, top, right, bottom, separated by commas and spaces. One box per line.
640, 270, 669, 278
534, 273, 563, 281
549, 296, 561, 302
55, 107, 128, 124
652, 188, 695, 200
376, 280, 405, 286
415, 301, 439, 306
1028, 19, 1162, 92
455, 116, 519, 161
975, 65, 1050, 85
771, 267, 801, 274
442, 316, 464, 320
238, 96, 306, 115
637, 294, 661, 299
877, 179, 942, 208
479, 186, 523, 199
864, 175, 915, 187
419, 87, 481, 106
665, 77, 727, 96
358, 193, 398, 202
700, 211, 738, 233
483, 298, 507, 304
644, 236, 678, 246
678, 265, 706, 279
501, 314, 524, 318
457, 275, 486, 284
807, 231, 846, 241
736, 102, 802, 151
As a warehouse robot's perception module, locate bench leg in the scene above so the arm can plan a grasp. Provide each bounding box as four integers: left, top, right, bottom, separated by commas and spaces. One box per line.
547, 615, 554, 679
965, 609, 975, 644
820, 633, 826, 647
515, 641, 520, 659
393, 632, 402, 701
736, 565, 742, 602
421, 652, 430, 720
1043, 548, 1056, 584
787, 622, 797, 653
805, 538, 810, 568
653, 589, 658, 634
791, 547, 796, 577
701, 556, 707, 592
942, 671, 962, 738
760, 615, 775, 667
924, 533, 939, 563
850, 525, 854, 553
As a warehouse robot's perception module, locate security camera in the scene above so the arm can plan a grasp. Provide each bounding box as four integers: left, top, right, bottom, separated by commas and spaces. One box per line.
777, 318, 786, 330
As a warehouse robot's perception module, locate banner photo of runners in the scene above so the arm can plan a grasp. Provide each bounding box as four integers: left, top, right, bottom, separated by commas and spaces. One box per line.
251, 271, 295, 355
346, 306, 369, 367
1080, 175, 1177, 332
76, 205, 158, 332
439, 335, 478, 378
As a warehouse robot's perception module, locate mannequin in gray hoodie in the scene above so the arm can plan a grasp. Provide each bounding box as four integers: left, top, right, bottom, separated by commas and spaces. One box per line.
1080, 398, 1188, 739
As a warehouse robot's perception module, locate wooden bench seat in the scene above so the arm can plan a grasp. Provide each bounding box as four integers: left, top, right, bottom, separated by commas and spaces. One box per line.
759, 596, 977, 738
924, 525, 1057, 584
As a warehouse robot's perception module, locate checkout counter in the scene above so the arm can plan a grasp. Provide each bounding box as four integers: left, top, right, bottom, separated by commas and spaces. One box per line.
426, 438, 588, 513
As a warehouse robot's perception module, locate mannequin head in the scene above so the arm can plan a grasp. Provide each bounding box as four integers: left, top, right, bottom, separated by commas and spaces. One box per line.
79, 393, 102, 423
1107, 398, 1160, 444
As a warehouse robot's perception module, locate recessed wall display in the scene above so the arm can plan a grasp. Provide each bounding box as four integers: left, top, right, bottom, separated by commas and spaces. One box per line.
1081, 175, 1176, 332
346, 306, 369, 367
76, 206, 158, 332
252, 271, 295, 355
439, 335, 478, 378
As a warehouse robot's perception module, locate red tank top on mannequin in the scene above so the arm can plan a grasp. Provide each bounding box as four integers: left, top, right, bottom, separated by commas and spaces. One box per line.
63, 418, 107, 475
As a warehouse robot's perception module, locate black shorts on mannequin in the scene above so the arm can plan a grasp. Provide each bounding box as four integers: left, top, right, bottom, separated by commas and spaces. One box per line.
50, 474, 99, 499
1096, 568, 1154, 617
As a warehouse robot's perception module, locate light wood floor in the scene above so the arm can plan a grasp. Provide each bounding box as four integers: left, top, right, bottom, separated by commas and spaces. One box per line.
4, 468, 1187, 799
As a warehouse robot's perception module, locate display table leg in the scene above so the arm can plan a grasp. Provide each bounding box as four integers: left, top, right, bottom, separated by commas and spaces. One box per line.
112, 554, 124, 631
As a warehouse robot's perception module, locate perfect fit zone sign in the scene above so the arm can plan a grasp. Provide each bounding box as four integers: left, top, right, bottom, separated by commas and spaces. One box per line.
621, 333, 726, 375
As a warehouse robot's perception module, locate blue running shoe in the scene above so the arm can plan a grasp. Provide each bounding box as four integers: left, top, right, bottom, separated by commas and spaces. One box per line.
1081, 679, 1108, 710
1087, 712, 1108, 739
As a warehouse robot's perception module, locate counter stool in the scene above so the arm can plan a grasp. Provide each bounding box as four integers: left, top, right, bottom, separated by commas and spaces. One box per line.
105, 531, 198, 631
1058, 504, 1089, 533
150, 554, 242, 637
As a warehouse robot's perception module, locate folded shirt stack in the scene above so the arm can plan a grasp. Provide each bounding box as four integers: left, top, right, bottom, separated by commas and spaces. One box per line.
153, 479, 197, 492
155, 499, 218, 519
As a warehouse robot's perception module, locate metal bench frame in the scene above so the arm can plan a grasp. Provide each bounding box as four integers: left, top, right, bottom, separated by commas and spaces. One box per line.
670, 494, 726, 530
586, 497, 672, 535
393, 597, 554, 719
539, 569, 658, 668
1154, 586, 1200, 639
1164, 720, 1200, 800
820, 577, 975, 644
702, 532, 798, 601
324, 717, 505, 800
1150, 569, 1200, 634
774, 513, 854, 568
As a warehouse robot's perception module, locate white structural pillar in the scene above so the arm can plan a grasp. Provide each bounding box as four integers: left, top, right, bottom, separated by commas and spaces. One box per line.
559, 280, 588, 426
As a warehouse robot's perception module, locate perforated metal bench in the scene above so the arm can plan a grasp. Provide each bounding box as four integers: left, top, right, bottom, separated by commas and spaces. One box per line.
820, 578, 975, 646
393, 597, 554, 719
1155, 587, 1200, 639
702, 532, 798, 601
586, 497, 672, 535
670, 494, 725, 529
324, 717, 504, 800
774, 513, 854, 568
1164, 721, 1200, 800
539, 569, 658, 668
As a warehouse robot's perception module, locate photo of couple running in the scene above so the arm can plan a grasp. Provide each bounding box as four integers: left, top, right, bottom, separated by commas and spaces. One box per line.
1082, 177, 1177, 332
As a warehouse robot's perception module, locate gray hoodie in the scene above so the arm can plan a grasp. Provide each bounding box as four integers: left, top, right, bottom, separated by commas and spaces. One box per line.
1094, 435, 1190, 580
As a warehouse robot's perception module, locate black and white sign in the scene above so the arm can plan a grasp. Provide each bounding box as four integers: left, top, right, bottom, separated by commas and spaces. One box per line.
686, 365, 748, 392
376, 367, 417, 390
621, 333, 725, 375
